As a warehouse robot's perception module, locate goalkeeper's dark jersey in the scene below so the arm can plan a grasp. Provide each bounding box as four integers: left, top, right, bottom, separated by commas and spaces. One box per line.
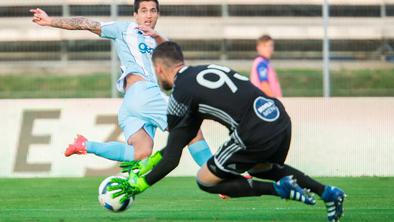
145, 64, 290, 185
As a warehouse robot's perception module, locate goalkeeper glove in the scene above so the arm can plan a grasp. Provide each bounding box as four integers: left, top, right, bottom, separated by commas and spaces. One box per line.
107, 173, 150, 203
119, 150, 162, 176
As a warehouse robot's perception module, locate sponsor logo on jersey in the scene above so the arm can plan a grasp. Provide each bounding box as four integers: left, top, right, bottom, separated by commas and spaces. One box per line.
253, 97, 280, 122
138, 43, 154, 54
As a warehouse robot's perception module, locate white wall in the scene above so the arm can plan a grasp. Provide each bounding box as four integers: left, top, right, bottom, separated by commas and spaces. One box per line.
0, 98, 393, 178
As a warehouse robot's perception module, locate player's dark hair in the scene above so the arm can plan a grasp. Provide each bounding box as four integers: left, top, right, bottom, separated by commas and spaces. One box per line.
134, 0, 160, 13
152, 41, 184, 67
257, 35, 273, 44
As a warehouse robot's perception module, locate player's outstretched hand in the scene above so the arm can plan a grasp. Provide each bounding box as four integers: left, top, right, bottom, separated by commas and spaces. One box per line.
119, 160, 141, 174
136, 25, 158, 38
107, 177, 136, 203
107, 173, 150, 203
30, 8, 51, 26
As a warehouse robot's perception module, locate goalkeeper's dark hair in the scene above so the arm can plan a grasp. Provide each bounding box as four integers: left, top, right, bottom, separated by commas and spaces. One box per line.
134, 0, 160, 13
152, 41, 184, 68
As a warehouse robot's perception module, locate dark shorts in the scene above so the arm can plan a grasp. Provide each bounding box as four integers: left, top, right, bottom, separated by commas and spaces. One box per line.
207, 124, 292, 179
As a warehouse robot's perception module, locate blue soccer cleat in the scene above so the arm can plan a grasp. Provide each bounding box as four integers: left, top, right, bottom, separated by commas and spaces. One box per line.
273, 175, 316, 205
321, 186, 346, 222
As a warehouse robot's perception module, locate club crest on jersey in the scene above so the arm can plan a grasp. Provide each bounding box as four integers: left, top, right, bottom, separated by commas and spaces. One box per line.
253, 97, 280, 122
139, 43, 153, 54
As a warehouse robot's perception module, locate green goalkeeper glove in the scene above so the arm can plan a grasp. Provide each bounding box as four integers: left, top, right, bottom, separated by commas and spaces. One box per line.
119, 150, 163, 176
119, 160, 141, 174
107, 173, 150, 203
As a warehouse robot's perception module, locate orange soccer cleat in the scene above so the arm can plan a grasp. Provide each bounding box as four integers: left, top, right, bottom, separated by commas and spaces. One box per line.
64, 134, 88, 157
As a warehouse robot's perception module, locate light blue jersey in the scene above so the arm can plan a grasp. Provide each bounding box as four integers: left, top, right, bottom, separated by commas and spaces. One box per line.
100, 21, 158, 93
100, 20, 166, 141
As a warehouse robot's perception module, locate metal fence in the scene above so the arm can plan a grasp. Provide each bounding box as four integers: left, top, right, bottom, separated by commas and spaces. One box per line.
0, 0, 393, 98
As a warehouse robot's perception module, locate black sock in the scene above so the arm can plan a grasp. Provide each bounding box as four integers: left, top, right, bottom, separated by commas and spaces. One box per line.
249, 164, 325, 196
197, 175, 277, 198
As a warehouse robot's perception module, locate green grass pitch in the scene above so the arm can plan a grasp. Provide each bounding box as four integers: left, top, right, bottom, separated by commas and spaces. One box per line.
1, 177, 393, 222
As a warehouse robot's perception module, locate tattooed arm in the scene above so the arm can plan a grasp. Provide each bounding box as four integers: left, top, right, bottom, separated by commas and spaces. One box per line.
50, 17, 101, 35
30, 8, 101, 36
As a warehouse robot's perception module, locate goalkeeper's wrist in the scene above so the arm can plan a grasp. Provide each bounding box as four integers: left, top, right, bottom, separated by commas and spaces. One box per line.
138, 150, 163, 176
131, 177, 150, 192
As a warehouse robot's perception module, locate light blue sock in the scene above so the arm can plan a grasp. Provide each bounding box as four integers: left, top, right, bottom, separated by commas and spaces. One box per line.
187, 140, 213, 166
86, 141, 134, 162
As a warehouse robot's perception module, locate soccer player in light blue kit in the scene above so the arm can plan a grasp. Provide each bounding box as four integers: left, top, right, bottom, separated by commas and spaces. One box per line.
30, 0, 212, 166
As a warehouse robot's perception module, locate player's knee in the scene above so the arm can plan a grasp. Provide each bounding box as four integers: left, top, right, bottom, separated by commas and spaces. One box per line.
133, 148, 152, 160
196, 165, 223, 194
196, 178, 219, 194
129, 138, 153, 160
133, 140, 153, 160
127, 129, 154, 160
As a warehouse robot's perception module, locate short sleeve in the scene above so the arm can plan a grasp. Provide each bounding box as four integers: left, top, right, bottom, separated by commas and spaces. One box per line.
256, 61, 269, 82
100, 21, 129, 40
